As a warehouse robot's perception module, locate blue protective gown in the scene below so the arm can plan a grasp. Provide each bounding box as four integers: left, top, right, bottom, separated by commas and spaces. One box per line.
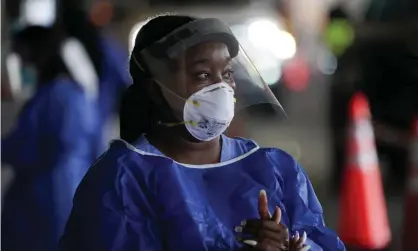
59, 135, 346, 251
96, 36, 131, 152
98, 36, 130, 123
1, 77, 99, 251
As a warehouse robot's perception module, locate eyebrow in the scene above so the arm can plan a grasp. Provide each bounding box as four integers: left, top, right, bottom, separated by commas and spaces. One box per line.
193, 57, 232, 65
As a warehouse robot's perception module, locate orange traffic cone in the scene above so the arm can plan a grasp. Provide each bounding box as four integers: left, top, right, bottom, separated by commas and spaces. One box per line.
401, 117, 418, 251
338, 92, 391, 250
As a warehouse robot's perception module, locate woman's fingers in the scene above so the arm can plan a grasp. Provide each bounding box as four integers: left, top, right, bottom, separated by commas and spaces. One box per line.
290, 231, 309, 250
243, 239, 257, 247
256, 238, 287, 251
258, 228, 288, 243
293, 231, 307, 248
294, 231, 300, 241
236, 225, 289, 246
258, 190, 270, 220
243, 239, 287, 251
237, 226, 287, 241
241, 219, 286, 232
238, 219, 289, 242
298, 231, 307, 247
272, 206, 281, 224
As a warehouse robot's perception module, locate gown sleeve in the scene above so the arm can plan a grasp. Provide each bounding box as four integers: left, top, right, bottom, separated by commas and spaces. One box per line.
59, 153, 163, 251
281, 160, 346, 251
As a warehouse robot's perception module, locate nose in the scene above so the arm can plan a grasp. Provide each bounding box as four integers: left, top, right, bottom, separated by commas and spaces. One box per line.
210, 73, 235, 90
211, 73, 223, 84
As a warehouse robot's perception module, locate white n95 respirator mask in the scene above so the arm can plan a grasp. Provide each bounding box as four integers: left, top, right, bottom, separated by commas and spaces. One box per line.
182, 82, 235, 141
160, 82, 236, 141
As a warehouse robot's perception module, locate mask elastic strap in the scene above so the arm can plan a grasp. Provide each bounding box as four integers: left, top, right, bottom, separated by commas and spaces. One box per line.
131, 55, 202, 128
131, 54, 147, 73
131, 54, 202, 107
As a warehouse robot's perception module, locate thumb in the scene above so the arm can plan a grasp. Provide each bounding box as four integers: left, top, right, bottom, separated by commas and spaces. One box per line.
258, 189, 270, 220
272, 206, 282, 224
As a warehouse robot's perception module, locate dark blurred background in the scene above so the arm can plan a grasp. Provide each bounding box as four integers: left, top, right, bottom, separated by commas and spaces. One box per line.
1, 0, 418, 250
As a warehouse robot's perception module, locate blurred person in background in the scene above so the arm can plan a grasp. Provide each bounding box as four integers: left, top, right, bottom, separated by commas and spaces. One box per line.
61, 0, 131, 151
2, 0, 129, 249
4, 0, 131, 152
60, 15, 344, 251
1, 0, 116, 250
1, 24, 99, 251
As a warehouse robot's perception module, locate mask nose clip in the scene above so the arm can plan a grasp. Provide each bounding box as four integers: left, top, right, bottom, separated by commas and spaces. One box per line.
189, 100, 200, 107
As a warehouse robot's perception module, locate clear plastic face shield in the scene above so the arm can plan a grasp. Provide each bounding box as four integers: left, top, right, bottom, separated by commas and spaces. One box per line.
132, 18, 286, 140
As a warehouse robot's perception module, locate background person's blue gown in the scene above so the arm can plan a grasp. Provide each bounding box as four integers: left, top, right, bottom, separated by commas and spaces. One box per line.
98, 36, 131, 123
96, 36, 131, 152
60, 135, 346, 251
1, 78, 99, 251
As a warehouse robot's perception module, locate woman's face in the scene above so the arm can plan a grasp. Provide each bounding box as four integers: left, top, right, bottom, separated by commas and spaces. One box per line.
156, 41, 236, 120
173, 41, 236, 98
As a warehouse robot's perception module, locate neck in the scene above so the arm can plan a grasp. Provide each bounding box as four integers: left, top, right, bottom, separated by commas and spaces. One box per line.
147, 126, 222, 164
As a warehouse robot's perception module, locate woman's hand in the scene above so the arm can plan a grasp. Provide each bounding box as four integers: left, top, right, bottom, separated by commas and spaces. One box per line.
236, 190, 290, 251
239, 209, 289, 250
289, 231, 311, 251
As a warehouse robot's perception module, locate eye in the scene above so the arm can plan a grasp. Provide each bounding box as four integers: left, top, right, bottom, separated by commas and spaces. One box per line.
197, 72, 210, 81
223, 70, 234, 80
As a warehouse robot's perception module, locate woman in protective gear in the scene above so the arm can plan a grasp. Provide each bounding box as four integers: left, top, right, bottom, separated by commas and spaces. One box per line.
61, 1, 131, 152
59, 15, 346, 251
1, 26, 100, 251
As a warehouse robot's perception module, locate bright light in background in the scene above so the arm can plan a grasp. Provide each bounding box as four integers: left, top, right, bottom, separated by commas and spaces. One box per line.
20, 0, 56, 28
247, 19, 297, 60
129, 21, 147, 51
231, 24, 282, 86
250, 53, 282, 85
